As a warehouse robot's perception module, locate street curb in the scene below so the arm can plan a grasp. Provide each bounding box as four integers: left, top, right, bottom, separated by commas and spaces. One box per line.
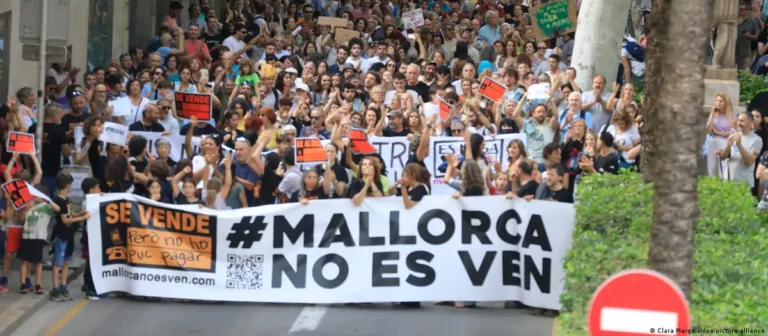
0, 259, 87, 336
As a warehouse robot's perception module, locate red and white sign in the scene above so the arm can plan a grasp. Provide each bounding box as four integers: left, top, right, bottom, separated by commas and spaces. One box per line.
588, 269, 690, 336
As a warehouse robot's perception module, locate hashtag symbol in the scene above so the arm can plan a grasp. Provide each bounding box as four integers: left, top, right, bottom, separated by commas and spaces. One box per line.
227, 216, 267, 248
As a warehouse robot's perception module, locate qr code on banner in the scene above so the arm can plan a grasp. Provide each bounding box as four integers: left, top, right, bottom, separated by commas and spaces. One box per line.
226, 254, 264, 290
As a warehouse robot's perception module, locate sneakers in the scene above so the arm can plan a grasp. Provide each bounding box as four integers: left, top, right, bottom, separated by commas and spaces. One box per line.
34, 285, 45, 295
86, 291, 109, 300
0, 285, 8, 293
24, 278, 32, 289
0, 276, 7, 287
20, 284, 30, 294
50, 288, 64, 302
60, 287, 72, 301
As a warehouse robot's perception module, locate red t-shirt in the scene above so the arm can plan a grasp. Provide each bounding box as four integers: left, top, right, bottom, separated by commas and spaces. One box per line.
184, 39, 210, 64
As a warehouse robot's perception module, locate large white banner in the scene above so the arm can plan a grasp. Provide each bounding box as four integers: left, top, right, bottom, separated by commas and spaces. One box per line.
87, 193, 574, 309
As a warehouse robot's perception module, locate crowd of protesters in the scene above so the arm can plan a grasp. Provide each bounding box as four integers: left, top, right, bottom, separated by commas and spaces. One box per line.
0, 0, 665, 314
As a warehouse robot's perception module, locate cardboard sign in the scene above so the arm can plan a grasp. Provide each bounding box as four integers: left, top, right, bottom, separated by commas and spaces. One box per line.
349, 128, 376, 155
6, 131, 35, 154
402, 9, 424, 30
530, 0, 578, 42
108, 97, 133, 117
174, 92, 212, 121
478, 77, 507, 103
2, 180, 50, 210
437, 97, 454, 122
318, 17, 349, 28
99, 122, 129, 146
295, 137, 327, 164
336, 28, 361, 43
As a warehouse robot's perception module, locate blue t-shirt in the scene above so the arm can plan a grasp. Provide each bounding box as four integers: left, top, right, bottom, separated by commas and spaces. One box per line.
233, 159, 261, 206
157, 46, 172, 63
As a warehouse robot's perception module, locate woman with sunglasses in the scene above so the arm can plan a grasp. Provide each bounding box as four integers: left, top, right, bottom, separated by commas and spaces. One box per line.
143, 67, 166, 99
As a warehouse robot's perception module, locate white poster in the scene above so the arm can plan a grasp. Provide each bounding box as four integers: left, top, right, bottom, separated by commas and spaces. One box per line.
108, 97, 133, 117
369, 134, 525, 195
99, 122, 129, 146
87, 193, 575, 309
402, 9, 424, 30
67, 171, 91, 198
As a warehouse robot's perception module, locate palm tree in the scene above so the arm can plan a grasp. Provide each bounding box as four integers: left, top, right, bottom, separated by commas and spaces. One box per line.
641, 0, 714, 298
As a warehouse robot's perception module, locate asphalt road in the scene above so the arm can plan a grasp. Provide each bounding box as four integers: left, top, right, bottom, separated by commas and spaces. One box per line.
13, 275, 555, 336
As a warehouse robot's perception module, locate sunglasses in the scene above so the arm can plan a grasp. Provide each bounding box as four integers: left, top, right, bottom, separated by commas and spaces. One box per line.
71, 91, 84, 97
452, 129, 463, 133
160, 106, 171, 110
154, 71, 164, 75
284, 132, 296, 136
538, 46, 546, 50
239, 30, 248, 34
310, 116, 321, 120
235, 136, 249, 143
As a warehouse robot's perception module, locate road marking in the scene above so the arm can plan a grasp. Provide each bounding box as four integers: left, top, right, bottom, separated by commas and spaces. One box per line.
289, 305, 329, 333
43, 299, 89, 336
0, 294, 44, 333
551, 319, 557, 336
600, 307, 677, 334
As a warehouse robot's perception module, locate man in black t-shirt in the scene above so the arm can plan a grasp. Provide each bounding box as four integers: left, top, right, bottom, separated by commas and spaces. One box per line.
405, 64, 431, 103
60, 91, 91, 146
28, 104, 72, 196
179, 119, 219, 137
506, 159, 538, 201
382, 110, 412, 137
536, 164, 574, 203
129, 104, 167, 133
579, 132, 619, 175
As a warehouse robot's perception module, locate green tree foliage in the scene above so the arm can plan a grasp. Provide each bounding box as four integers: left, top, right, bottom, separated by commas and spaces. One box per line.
557, 171, 768, 335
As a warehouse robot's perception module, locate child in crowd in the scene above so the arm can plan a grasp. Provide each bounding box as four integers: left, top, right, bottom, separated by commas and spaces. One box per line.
18, 185, 61, 294
79, 177, 108, 300
172, 167, 202, 205
50, 173, 91, 302
235, 58, 260, 87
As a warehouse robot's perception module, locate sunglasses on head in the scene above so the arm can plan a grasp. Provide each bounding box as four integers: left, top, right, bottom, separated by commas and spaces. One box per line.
235, 136, 249, 143
71, 91, 84, 97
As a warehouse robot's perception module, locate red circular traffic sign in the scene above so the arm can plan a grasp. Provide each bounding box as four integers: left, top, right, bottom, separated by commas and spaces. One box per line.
588, 269, 691, 336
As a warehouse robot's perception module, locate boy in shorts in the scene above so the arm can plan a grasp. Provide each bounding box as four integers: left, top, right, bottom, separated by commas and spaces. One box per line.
18, 185, 60, 294
50, 173, 90, 301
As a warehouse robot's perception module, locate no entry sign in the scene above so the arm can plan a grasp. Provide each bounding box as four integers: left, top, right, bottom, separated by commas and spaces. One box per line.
588, 269, 690, 335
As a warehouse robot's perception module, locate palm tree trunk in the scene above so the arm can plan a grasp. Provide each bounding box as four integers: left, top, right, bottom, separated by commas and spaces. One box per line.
642, 0, 713, 298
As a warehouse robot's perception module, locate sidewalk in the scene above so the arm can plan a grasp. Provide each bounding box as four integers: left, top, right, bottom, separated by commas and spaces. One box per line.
0, 232, 86, 336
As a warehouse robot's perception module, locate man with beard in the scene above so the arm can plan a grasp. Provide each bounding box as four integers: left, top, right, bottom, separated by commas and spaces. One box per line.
535, 164, 573, 202
420, 62, 438, 87
61, 91, 91, 147
345, 38, 365, 70
383, 110, 413, 137
129, 104, 167, 133
328, 47, 350, 75
511, 92, 558, 168
361, 72, 381, 104
436, 65, 453, 88
182, 23, 211, 65
362, 42, 391, 73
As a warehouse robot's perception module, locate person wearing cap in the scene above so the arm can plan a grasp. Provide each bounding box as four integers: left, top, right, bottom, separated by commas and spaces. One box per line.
342, 63, 358, 80
578, 131, 620, 175
382, 109, 413, 137
436, 65, 453, 88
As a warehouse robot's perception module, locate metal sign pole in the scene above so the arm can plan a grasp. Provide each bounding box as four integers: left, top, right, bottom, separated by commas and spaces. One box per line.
35, 0, 48, 163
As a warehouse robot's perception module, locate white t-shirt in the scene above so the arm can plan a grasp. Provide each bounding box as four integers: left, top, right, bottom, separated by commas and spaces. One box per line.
384, 90, 419, 106
47, 68, 70, 99
192, 155, 215, 189
361, 56, 391, 73
468, 124, 497, 136
223, 36, 247, 57
345, 56, 364, 70
423, 102, 439, 120
127, 97, 150, 125
606, 125, 641, 163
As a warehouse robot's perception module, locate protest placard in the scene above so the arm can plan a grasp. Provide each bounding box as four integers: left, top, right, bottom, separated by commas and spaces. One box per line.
402, 9, 424, 30
2, 180, 50, 209
99, 122, 129, 146
335, 28, 361, 43
527, 83, 551, 100
108, 97, 133, 117
174, 92, 212, 121
437, 97, 454, 122
295, 138, 327, 164
318, 17, 349, 28
478, 77, 507, 103
6, 131, 35, 154
530, 0, 577, 42
349, 128, 376, 154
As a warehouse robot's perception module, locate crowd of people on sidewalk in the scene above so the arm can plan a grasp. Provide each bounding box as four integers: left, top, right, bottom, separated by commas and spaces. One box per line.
25, 0, 768, 314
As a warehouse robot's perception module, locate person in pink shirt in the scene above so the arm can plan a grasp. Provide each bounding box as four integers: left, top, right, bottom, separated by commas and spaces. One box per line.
183, 23, 211, 66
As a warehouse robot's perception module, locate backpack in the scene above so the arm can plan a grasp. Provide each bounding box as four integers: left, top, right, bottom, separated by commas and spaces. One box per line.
623, 39, 645, 62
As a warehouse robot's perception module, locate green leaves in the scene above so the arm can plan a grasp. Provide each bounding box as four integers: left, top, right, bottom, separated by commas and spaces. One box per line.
557, 171, 768, 335
738, 71, 768, 105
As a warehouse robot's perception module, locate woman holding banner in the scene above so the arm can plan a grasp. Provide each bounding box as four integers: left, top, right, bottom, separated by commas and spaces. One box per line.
292, 169, 329, 204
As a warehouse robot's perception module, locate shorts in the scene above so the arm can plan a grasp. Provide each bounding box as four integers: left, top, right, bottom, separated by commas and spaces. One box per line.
52, 239, 72, 266
5, 227, 23, 253
17, 239, 45, 264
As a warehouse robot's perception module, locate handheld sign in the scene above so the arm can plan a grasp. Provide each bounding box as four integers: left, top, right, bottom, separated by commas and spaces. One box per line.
478, 77, 507, 103
174, 92, 212, 121
6, 132, 35, 154
108, 97, 132, 117
336, 28, 361, 43
295, 138, 327, 165
402, 9, 424, 30
588, 269, 690, 336
318, 17, 349, 28
530, 0, 577, 42
437, 97, 454, 122
348, 128, 376, 154
2, 180, 50, 210
527, 83, 551, 100
99, 122, 129, 146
